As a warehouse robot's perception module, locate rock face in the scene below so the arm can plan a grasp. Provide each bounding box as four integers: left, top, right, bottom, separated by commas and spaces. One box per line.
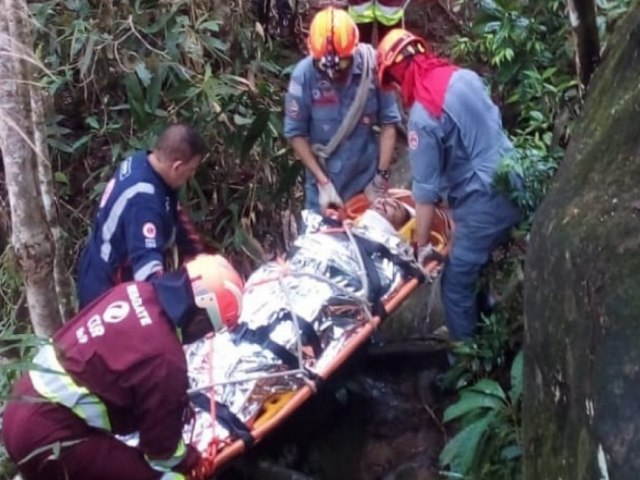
523, 7, 640, 480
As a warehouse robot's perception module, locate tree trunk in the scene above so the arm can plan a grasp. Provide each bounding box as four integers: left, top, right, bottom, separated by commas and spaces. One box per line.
30, 63, 76, 321
523, 6, 640, 480
568, 0, 601, 91
0, 0, 63, 336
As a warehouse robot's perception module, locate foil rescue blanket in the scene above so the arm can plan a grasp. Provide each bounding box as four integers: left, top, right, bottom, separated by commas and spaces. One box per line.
120, 212, 425, 458
183, 212, 423, 452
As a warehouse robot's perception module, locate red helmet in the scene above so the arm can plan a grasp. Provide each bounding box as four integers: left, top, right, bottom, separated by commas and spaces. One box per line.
308, 7, 359, 78
184, 254, 244, 332
377, 28, 427, 88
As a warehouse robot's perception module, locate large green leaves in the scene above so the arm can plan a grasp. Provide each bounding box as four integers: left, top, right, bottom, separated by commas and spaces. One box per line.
440, 351, 523, 479
440, 411, 498, 474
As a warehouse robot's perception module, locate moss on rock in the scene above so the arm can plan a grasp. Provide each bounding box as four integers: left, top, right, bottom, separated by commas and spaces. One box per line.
523, 6, 640, 480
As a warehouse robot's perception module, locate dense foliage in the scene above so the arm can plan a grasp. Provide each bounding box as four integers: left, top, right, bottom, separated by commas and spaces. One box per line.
436, 1, 633, 478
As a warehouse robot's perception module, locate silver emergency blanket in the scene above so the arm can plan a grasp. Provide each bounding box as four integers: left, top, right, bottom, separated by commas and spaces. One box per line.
117, 212, 420, 453
182, 211, 421, 453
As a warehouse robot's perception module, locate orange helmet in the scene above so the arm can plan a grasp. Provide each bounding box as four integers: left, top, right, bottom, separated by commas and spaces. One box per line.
377, 28, 427, 87
184, 254, 244, 332
308, 7, 359, 78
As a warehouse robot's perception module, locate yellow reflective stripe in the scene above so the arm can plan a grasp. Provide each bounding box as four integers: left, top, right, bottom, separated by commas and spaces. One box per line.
349, 2, 375, 23
145, 439, 187, 472
29, 345, 111, 431
373, 4, 404, 26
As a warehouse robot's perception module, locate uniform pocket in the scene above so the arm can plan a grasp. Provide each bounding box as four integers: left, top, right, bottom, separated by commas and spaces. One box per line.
310, 105, 340, 143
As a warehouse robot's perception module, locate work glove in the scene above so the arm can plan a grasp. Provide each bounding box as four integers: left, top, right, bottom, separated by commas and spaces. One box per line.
364, 171, 390, 202
318, 179, 344, 211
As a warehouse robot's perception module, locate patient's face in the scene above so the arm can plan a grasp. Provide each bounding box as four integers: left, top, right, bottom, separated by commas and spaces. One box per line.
370, 197, 410, 229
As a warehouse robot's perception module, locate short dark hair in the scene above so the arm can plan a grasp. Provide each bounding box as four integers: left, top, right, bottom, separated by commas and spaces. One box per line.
155, 124, 206, 161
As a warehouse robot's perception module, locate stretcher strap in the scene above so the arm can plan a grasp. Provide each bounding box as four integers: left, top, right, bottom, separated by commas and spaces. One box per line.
233, 309, 323, 367
349, 234, 386, 318
189, 392, 255, 448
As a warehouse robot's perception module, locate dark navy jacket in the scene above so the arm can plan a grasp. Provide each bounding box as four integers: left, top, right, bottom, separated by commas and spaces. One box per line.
77, 151, 199, 308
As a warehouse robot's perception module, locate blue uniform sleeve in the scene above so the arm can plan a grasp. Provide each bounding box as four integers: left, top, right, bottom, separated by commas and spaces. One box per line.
283, 61, 312, 139
408, 109, 444, 204
125, 200, 168, 281
376, 87, 402, 125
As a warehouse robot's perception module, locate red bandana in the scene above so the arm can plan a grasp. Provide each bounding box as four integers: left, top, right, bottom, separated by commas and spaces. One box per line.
394, 53, 458, 118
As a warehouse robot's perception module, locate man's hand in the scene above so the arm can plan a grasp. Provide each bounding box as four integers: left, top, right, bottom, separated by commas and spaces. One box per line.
318, 180, 344, 211
364, 171, 390, 202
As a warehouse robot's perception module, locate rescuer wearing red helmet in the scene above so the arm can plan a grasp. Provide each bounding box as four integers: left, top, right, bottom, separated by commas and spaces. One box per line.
3, 254, 244, 480
284, 6, 401, 214
377, 29, 522, 342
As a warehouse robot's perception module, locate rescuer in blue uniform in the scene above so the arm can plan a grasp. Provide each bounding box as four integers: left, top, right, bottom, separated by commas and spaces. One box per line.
76, 124, 206, 308
284, 7, 401, 213
377, 29, 522, 341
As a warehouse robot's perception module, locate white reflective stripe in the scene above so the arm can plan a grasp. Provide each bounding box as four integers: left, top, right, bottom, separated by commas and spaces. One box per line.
29, 345, 111, 431
146, 439, 187, 472
373, 3, 405, 24
134, 260, 163, 281
100, 183, 156, 262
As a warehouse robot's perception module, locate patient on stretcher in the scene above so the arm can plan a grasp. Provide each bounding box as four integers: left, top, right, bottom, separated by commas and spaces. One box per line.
184, 196, 435, 452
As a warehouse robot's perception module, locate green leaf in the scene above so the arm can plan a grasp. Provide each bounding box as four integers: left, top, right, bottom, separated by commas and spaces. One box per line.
85, 116, 100, 130
198, 20, 220, 32
469, 378, 506, 400
78, 34, 96, 78
54, 171, 69, 185
443, 390, 504, 422
123, 73, 146, 125
440, 411, 496, 474
233, 114, 253, 126
240, 110, 270, 159
509, 350, 523, 401
146, 64, 165, 112
134, 60, 153, 88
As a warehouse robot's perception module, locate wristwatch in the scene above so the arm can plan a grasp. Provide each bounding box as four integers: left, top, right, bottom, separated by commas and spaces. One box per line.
376, 168, 391, 180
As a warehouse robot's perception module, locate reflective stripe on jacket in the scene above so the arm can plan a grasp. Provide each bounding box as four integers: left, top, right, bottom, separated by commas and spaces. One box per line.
146, 439, 187, 474
30, 344, 111, 431
349, 0, 405, 25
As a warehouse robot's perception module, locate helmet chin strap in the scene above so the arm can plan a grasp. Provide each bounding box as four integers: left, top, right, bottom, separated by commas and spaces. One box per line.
205, 303, 224, 333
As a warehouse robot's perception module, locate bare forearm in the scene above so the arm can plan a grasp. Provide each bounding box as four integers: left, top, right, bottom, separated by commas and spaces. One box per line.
378, 124, 397, 171
289, 136, 328, 183
415, 202, 435, 247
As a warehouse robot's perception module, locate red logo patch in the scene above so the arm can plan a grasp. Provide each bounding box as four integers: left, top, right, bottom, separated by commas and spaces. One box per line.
142, 222, 157, 238
408, 131, 419, 150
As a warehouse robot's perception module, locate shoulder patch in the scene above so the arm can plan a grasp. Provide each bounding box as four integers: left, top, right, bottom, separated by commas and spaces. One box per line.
119, 157, 132, 180
142, 222, 157, 239
408, 131, 419, 150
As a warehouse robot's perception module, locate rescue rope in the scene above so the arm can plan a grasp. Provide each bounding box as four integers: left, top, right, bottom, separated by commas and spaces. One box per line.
311, 44, 376, 168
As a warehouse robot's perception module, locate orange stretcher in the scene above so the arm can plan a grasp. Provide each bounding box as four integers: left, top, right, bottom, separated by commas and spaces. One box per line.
189, 189, 453, 479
